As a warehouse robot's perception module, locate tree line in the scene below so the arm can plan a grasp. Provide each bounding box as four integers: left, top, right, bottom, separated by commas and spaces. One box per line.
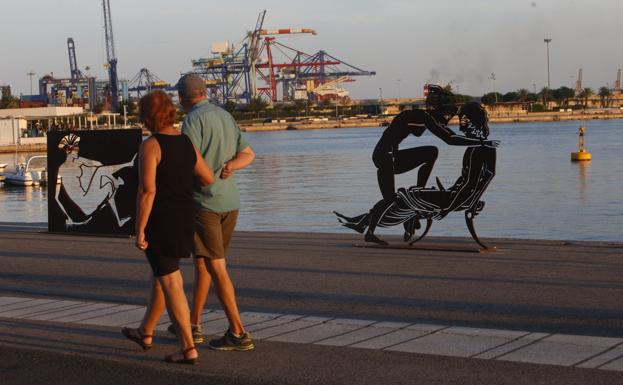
480, 86, 616, 109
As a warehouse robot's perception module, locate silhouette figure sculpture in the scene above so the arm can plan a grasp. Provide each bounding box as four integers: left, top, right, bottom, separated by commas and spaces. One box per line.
336, 102, 497, 249
372, 85, 496, 240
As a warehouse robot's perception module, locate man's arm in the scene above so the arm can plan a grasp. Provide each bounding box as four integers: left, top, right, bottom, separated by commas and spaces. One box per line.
221, 146, 255, 179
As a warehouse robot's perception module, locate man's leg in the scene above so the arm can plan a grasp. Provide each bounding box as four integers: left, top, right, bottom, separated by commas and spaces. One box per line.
190, 257, 212, 326
394, 146, 439, 239
188, 211, 222, 328
205, 258, 244, 335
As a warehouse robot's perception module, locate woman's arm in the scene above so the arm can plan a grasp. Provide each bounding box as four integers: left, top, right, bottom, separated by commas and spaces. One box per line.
193, 145, 215, 186
135, 138, 159, 250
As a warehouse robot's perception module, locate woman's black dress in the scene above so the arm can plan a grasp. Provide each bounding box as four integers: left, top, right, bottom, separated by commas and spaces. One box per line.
144, 133, 196, 276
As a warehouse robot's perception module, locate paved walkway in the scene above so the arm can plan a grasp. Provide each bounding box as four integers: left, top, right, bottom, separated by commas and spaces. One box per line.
2, 295, 622, 372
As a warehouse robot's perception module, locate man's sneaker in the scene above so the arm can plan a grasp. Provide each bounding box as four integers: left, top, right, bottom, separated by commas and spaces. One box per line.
167, 323, 204, 344
208, 329, 254, 351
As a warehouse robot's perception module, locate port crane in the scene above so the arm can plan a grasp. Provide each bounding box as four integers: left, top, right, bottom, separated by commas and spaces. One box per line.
67, 38, 84, 80
189, 10, 375, 105
102, 0, 119, 112
128, 68, 171, 97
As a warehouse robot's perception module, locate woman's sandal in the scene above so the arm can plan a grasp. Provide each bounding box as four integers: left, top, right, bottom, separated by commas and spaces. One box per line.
121, 327, 153, 351
165, 346, 198, 365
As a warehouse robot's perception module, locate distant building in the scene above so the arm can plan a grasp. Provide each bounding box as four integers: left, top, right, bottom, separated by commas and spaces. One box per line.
1, 85, 11, 99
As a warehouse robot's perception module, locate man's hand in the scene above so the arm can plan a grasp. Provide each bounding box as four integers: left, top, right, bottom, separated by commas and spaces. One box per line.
220, 161, 234, 179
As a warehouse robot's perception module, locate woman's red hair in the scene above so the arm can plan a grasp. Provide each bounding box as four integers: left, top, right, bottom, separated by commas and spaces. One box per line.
139, 90, 177, 133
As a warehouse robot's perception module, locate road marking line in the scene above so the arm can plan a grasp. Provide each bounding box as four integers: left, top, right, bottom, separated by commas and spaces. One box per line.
1, 295, 621, 372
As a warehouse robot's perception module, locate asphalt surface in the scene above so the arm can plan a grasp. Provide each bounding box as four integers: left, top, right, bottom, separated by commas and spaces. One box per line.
1, 227, 622, 384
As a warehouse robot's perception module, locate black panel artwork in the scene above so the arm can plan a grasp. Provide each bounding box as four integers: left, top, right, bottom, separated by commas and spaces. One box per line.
47, 129, 142, 236
335, 86, 498, 249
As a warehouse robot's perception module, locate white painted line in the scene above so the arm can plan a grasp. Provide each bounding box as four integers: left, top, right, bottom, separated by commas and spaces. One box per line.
0, 297, 31, 307
201, 318, 230, 336
0, 299, 59, 317
153, 309, 217, 331
600, 355, 623, 371
474, 332, 549, 360
241, 311, 282, 326
270, 318, 374, 344
350, 324, 444, 350
498, 334, 623, 366
47, 303, 121, 322
388, 327, 527, 357
316, 324, 396, 347
246, 314, 304, 333
577, 344, 623, 369
56, 304, 136, 323
0, 296, 622, 373
25, 302, 112, 321
3, 300, 85, 318
254, 316, 331, 340
78, 307, 144, 326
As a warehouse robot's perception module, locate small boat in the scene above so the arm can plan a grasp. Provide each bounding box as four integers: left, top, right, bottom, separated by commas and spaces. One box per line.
2, 156, 60, 186
0, 163, 7, 171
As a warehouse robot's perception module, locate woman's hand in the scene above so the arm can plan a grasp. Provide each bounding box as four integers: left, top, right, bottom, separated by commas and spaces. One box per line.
136, 231, 148, 251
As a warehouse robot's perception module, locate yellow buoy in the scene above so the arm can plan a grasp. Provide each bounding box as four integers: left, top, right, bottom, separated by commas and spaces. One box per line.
571, 125, 592, 162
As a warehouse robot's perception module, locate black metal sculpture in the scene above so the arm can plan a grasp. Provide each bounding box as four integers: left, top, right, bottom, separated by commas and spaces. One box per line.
47, 129, 142, 236
335, 100, 498, 249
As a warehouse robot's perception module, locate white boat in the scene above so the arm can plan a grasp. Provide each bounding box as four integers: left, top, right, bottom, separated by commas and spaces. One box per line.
2, 156, 60, 187
0, 163, 7, 171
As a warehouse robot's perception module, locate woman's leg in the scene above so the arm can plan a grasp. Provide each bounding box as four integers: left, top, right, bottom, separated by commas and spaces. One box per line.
158, 269, 198, 359
136, 276, 165, 346
373, 148, 397, 202
394, 146, 439, 187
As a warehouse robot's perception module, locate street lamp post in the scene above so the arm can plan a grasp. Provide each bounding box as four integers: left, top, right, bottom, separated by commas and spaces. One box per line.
378, 87, 383, 115
27, 70, 36, 95
544, 38, 552, 89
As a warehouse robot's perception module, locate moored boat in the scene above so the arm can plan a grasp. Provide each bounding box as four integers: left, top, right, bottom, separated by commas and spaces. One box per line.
1, 156, 60, 186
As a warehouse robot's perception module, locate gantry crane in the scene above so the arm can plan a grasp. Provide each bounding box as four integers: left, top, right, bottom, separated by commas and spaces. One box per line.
103, 0, 119, 112
128, 68, 171, 97
67, 38, 84, 80
189, 10, 375, 105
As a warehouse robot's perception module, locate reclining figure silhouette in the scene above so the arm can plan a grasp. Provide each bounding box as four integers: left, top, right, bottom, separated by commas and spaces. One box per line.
335, 102, 497, 249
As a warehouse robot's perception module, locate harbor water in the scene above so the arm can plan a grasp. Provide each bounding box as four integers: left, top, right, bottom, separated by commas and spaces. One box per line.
1, 119, 622, 242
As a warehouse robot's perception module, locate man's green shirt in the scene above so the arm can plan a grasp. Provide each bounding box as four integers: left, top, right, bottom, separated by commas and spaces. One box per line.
182, 99, 250, 212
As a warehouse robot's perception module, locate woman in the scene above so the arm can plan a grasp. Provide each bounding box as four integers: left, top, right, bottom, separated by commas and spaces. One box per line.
122, 90, 214, 364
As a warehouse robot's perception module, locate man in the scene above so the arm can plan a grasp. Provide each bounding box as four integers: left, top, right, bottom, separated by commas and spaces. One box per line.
172, 74, 256, 351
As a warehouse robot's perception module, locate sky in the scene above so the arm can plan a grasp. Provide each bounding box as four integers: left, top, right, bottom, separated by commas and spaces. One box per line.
1, 0, 622, 99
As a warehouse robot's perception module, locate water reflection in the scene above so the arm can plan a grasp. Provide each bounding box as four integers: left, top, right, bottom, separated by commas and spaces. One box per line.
2, 120, 623, 241
576, 161, 590, 203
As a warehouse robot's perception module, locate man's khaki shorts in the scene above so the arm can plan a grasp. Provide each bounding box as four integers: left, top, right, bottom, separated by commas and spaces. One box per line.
193, 209, 239, 260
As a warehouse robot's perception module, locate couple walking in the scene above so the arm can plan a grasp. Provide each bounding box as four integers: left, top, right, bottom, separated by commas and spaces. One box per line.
122, 74, 255, 364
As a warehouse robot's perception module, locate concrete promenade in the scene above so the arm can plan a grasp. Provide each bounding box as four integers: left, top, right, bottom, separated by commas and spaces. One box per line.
0, 223, 622, 384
